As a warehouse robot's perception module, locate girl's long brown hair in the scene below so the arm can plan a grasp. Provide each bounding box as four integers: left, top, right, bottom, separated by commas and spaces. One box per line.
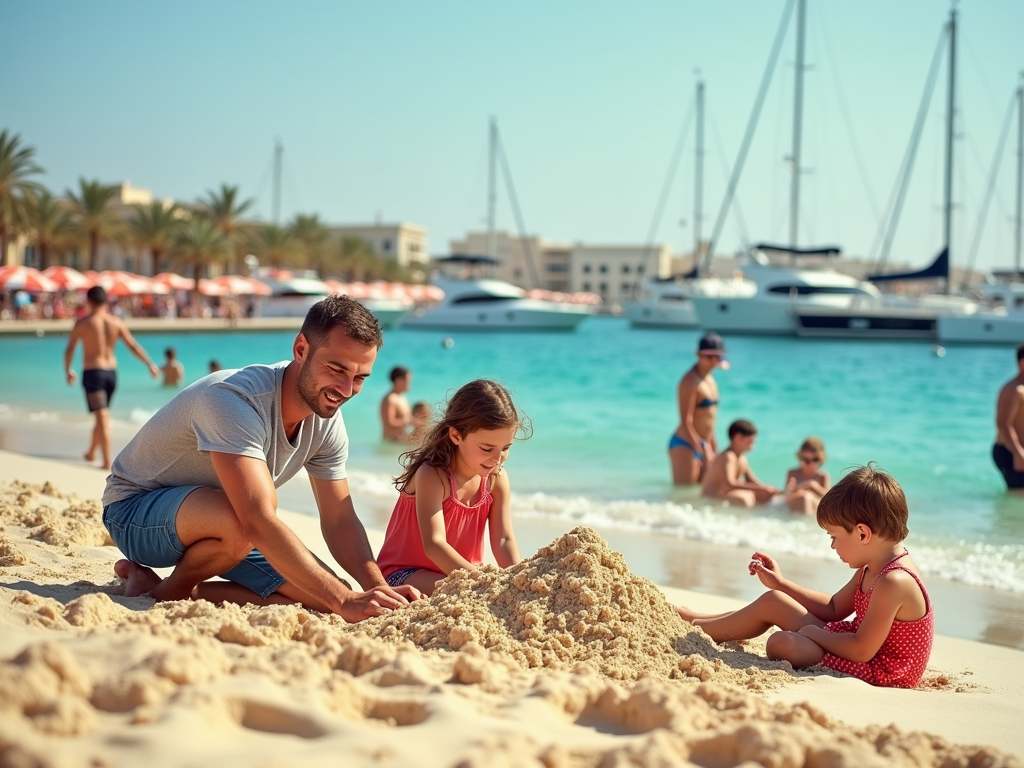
394, 379, 532, 491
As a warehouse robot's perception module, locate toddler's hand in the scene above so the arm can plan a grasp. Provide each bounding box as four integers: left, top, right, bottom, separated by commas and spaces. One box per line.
748, 552, 784, 589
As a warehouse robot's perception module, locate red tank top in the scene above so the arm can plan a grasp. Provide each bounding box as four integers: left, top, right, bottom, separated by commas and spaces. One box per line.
821, 551, 933, 688
376, 468, 492, 577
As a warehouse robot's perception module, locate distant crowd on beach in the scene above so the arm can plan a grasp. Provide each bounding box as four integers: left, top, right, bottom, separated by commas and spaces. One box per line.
668, 331, 831, 514
2, 287, 256, 323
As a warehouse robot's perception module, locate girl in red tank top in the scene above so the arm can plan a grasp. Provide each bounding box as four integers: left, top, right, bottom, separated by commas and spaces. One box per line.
674, 465, 933, 688
376, 379, 531, 596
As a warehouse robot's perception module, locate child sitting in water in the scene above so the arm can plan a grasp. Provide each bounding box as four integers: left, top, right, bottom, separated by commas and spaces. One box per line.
408, 401, 431, 444
701, 419, 779, 507
784, 436, 831, 514
676, 464, 933, 688
376, 379, 530, 596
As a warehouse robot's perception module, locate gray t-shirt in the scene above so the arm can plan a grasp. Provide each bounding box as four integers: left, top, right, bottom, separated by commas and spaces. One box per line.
103, 362, 348, 506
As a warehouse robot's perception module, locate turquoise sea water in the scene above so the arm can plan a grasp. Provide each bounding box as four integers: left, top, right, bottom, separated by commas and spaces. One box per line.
1, 318, 1022, 598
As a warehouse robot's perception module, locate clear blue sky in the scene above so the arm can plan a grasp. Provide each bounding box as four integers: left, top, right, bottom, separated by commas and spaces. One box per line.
3, 1, 1022, 272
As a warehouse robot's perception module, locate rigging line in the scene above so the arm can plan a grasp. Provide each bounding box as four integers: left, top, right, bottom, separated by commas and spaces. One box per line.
495, 129, 542, 288
708, 105, 750, 249
873, 23, 947, 272
703, 0, 795, 272
634, 93, 695, 290
963, 89, 1016, 281
814, 3, 882, 226
250, 150, 275, 219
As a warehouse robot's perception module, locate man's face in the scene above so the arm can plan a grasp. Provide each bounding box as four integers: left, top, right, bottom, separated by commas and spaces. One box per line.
294, 328, 377, 418
395, 373, 412, 393
734, 433, 756, 453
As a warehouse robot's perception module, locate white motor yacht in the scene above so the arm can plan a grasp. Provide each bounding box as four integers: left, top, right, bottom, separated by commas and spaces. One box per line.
938, 281, 1024, 344
258, 273, 411, 328
623, 277, 699, 329
400, 275, 592, 331
688, 247, 878, 335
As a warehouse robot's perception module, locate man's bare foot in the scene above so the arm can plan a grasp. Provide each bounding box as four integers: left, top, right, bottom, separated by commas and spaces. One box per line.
83, 450, 95, 463
100, 464, 112, 471
114, 559, 162, 597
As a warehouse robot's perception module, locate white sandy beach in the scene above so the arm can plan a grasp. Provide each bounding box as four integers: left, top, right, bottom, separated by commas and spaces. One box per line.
1, 448, 1022, 767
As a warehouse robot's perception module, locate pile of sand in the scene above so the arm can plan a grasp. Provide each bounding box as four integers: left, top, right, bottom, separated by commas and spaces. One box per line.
364, 526, 799, 689
0, 479, 1017, 768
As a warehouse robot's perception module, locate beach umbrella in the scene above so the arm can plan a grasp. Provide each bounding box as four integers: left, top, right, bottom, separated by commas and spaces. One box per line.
346, 281, 370, 299
197, 278, 230, 296
153, 272, 196, 291
0, 266, 60, 293
95, 270, 168, 296
209, 275, 272, 296
324, 279, 348, 295
41, 265, 93, 291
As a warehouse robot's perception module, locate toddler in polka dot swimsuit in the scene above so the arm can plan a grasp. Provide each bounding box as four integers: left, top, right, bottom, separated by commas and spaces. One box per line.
675, 464, 933, 688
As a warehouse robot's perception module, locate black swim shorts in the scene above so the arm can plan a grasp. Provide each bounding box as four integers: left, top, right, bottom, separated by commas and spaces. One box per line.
82, 368, 117, 412
992, 443, 1024, 489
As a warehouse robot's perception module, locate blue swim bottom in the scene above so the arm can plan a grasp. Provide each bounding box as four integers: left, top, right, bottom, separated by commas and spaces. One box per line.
103, 486, 286, 599
668, 434, 706, 459
385, 567, 421, 587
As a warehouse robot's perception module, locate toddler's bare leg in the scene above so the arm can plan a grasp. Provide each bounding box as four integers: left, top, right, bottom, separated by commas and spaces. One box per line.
766, 630, 827, 667
684, 590, 824, 643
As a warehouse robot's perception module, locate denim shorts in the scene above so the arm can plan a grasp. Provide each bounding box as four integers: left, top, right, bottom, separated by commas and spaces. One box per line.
102, 486, 286, 599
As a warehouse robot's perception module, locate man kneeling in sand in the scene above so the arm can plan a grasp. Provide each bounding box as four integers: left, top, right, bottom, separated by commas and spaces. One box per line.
101, 296, 420, 622
701, 419, 779, 508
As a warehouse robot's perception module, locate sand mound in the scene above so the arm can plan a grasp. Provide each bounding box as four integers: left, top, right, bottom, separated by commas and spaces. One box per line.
364, 526, 797, 689
0, 479, 1018, 768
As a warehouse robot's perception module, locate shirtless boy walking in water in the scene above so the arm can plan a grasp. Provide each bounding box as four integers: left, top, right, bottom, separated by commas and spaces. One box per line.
380, 365, 413, 442
994, 343, 1024, 491
64, 286, 159, 470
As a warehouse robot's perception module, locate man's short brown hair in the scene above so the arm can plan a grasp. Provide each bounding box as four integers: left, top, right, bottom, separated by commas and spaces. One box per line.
817, 464, 909, 541
300, 295, 384, 351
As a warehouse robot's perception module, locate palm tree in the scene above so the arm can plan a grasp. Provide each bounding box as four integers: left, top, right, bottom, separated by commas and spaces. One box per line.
0, 130, 44, 266
337, 235, 377, 281
288, 213, 331, 276
24, 189, 75, 269
131, 201, 183, 274
170, 216, 230, 306
196, 184, 254, 274
251, 224, 299, 270
67, 178, 126, 271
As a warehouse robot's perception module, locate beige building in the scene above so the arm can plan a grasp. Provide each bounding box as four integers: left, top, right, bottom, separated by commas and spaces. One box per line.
447, 231, 553, 291
327, 222, 428, 269
570, 244, 673, 308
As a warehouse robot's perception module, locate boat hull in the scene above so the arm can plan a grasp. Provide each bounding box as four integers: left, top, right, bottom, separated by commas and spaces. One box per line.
623, 300, 698, 329
689, 295, 797, 335
938, 313, 1024, 344
401, 303, 589, 330
795, 309, 937, 340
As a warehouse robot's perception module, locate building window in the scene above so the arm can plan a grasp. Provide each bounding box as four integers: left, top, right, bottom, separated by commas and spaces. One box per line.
513, 268, 522, 278
546, 263, 568, 272
621, 282, 631, 294
599, 282, 608, 294
638, 264, 645, 274
622, 264, 630, 274
599, 264, 608, 274
583, 264, 592, 274
382, 239, 392, 252
583, 281, 591, 291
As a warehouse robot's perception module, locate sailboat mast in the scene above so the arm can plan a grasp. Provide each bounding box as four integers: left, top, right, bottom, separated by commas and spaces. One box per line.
694, 79, 705, 264
788, 0, 806, 250
943, 8, 956, 294
272, 138, 283, 226
1015, 73, 1023, 281
487, 116, 498, 260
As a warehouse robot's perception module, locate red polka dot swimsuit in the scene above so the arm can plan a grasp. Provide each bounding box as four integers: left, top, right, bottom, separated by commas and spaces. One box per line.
821, 551, 933, 688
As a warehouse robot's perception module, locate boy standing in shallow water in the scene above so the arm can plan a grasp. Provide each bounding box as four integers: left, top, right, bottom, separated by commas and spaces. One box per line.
701, 419, 779, 507
676, 464, 933, 688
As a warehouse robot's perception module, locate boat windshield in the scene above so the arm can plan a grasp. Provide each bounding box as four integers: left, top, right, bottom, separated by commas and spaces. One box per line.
451, 294, 517, 305
766, 285, 872, 296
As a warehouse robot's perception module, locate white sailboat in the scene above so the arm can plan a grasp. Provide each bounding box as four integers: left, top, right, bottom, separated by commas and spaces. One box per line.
623, 78, 704, 330
402, 119, 592, 331
938, 75, 1024, 344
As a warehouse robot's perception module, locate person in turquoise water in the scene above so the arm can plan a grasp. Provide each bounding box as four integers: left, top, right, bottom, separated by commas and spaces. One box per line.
676, 465, 934, 689
669, 332, 728, 485
700, 419, 779, 507
376, 379, 528, 596
994, 344, 1024, 491
784, 436, 831, 514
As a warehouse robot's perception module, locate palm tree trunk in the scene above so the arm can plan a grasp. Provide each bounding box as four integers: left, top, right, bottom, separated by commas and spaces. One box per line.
39, 243, 50, 270
89, 230, 99, 272
0, 226, 8, 267
152, 247, 164, 275
192, 263, 202, 312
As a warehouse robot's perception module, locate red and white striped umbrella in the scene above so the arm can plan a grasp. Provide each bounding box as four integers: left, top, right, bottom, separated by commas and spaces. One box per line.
41, 265, 93, 290
208, 275, 272, 296
153, 272, 196, 291
324, 279, 348, 295
95, 270, 168, 296
0, 266, 60, 293
197, 279, 229, 296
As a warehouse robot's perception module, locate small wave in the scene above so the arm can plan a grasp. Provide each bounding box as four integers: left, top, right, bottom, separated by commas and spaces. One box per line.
341, 470, 1024, 594
127, 408, 158, 425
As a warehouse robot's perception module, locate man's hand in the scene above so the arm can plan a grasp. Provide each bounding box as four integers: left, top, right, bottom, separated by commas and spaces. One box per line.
147, 362, 160, 378
339, 584, 417, 623
66, 370, 77, 386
